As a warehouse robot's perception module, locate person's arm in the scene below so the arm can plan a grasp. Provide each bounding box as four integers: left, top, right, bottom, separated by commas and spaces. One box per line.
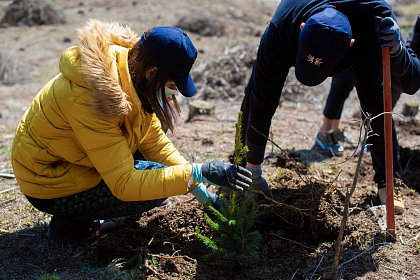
374, 13, 420, 95
68, 98, 193, 202
245, 22, 290, 165
138, 114, 188, 166
390, 42, 420, 94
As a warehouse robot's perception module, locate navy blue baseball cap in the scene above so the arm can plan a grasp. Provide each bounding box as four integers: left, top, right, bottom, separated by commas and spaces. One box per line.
295, 8, 352, 86
141, 26, 198, 97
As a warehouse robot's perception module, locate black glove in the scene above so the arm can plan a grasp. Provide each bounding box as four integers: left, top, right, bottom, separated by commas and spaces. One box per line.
375, 16, 402, 54
201, 162, 252, 191
246, 166, 274, 198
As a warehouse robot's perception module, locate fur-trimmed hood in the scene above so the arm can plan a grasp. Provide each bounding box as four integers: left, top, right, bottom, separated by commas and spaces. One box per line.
61, 19, 139, 117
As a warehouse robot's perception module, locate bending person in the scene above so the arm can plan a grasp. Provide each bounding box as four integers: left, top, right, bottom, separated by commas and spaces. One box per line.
240, 1, 420, 214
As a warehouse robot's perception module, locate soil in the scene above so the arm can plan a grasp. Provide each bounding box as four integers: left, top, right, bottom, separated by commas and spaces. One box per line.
0, 0, 419, 279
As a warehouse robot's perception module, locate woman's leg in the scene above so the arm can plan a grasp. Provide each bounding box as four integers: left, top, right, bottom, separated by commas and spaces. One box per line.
26, 160, 168, 241
27, 160, 167, 220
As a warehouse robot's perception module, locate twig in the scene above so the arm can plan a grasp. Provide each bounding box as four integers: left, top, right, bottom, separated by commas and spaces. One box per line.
0, 228, 10, 233
250, 125, 312, 185
290, 269, 299, 280
251, 189, 310, 213
407, 232, 420, 243
381, 262, 417, 277
338, 242, 377, 269
381, 264, 399, 273
398, 235, 405, 245
370, 111, 403, 122
26, 263, 41, 269
144, 260, 162, 280
335, 108, 373, 165
401, 154, 414, 176
270, 233, 315, 253
0, 198, 16, 205
326, 170, 342, 188
0, 187, 15, 195
309, 256, 324, 280
332, 117, 371, 279
0, 173, 15, 179
147, 235, 155, 246
151, 254, 196, 263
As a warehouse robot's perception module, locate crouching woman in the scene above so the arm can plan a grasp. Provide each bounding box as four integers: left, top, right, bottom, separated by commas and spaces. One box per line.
11, 19, 251, 242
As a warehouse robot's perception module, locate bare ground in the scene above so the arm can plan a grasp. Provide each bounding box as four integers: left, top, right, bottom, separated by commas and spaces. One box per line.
0, 0, 419, 279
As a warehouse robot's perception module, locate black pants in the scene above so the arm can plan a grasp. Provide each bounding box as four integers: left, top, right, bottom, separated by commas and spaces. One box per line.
349, 49, 403, 184
323, 69, 354, 120
26, 155, 166, 220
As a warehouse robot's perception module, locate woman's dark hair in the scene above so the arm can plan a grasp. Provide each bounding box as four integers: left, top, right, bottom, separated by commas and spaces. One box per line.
128, 32, 181, 132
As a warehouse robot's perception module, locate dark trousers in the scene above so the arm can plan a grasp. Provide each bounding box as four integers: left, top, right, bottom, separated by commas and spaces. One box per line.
26, 159, 167, 220
323, 69, 354, 120
322, 62, 402, 184
350, 49, 402, 184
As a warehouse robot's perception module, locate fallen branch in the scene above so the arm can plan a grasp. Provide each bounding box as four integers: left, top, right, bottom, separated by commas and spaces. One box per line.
332, 117, 371, 279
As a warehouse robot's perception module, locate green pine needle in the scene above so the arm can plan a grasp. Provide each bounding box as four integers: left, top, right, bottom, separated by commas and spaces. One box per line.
204, 213, 220, 231
195, 228, 221, 252
195, 111, 261, 261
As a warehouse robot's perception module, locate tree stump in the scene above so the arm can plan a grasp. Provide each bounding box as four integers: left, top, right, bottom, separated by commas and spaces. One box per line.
186, 100, 215, 122
401, 101, 419, 117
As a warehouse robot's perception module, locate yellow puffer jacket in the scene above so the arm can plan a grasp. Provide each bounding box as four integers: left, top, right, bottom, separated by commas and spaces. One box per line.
11, 20, 196, 201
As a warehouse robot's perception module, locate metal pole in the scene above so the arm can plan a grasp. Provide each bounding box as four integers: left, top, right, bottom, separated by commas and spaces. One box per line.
382, 46, 396, 237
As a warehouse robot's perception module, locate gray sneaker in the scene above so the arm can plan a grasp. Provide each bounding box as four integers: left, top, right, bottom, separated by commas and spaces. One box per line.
333, 128, 345, 143
314, 130, 344, 157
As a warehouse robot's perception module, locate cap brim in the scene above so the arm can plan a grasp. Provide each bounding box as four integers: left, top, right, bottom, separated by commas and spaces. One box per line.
295, 53, 333, 86
174, 74, 196, 97
295, 17, 351, 86
295, 40, 348, 86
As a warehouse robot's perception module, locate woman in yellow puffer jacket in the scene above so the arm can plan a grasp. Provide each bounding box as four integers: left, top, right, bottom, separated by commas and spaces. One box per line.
11, 19, 252, 242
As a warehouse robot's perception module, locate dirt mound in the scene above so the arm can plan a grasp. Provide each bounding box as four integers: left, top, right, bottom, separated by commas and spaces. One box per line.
176, 13, 225, 37
1, 0, 65, 27
258, 181, 343, 242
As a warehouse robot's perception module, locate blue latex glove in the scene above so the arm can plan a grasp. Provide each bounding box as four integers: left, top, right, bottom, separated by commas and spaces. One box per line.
246, 166, 274, 198
206, 188, 224, 211
190, 183, 223, 210
375, 16, 402, 54
190, 183, 211, 205
192, 162, 252, 191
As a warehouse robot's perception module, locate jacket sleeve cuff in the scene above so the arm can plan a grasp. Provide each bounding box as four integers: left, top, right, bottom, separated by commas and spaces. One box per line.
390, 41, 404, 57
